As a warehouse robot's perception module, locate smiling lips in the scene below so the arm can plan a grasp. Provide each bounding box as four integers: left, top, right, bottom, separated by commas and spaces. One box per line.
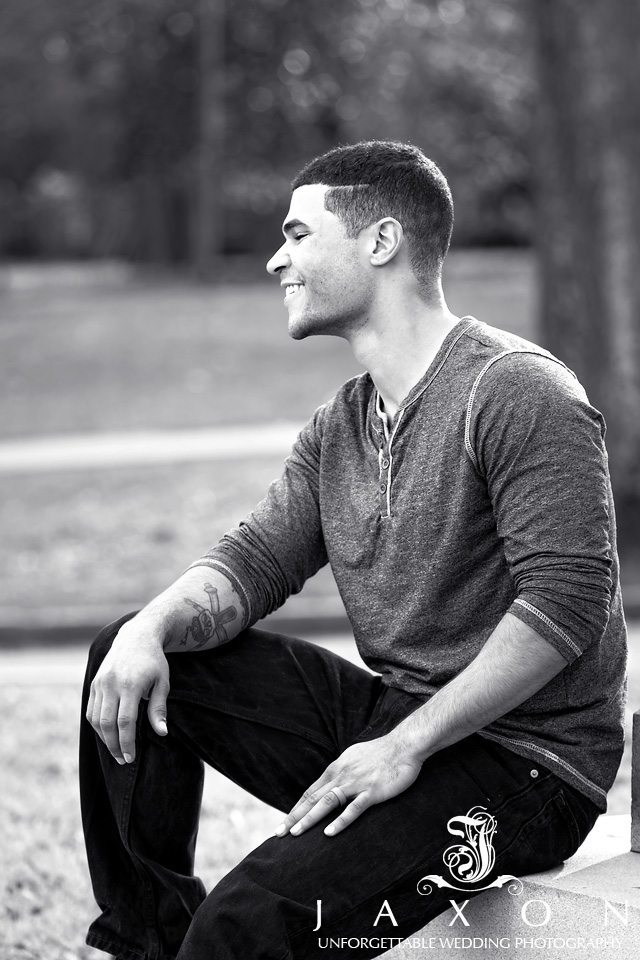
283, 282, 304, 299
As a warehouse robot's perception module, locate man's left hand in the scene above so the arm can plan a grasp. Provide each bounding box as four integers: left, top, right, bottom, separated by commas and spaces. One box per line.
275, 733, 423, 838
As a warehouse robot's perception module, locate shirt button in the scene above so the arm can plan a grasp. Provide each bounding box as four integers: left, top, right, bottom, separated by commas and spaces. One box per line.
530, 769, 539, 779
379, 482, 387, 493
381, 458, 390, 469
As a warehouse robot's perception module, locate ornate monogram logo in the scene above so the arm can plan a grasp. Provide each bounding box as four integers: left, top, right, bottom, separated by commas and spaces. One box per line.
417, 806, 523, 896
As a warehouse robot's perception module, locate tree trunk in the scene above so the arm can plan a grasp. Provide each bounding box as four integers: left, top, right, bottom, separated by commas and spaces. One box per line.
528, 0, 640, 510
192, 0, 225, 279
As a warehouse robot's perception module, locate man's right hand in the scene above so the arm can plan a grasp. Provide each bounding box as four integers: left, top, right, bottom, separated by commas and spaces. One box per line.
86, 616, 170, 765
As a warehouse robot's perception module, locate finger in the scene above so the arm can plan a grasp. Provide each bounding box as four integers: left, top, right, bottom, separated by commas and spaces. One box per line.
289, 786, 346, 837
117, 694, 140, 763
86, 684, 96, 727
86, 684, 99, 735
89, 689, 106, 746
324, 792, 372, 837
275, 775, 333, 836
99, 695, 125, 764
147, 678, 169, 737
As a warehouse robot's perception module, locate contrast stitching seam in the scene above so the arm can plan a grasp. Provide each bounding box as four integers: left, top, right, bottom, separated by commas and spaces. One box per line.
402, 321, 472, 414
479, 731, 607, 799
464, 350, 513, 469
464, 349, 570, 471
385, 409, 404, 517
513, 598, 582, 657
373, 319, 471, 519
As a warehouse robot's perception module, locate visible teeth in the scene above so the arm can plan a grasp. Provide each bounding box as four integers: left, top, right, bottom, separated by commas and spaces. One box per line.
285, 284, 302, 296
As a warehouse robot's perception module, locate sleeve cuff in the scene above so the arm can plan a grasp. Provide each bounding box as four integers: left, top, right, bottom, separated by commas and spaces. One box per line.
510, 597, 583, 663
185, 558, 253, 626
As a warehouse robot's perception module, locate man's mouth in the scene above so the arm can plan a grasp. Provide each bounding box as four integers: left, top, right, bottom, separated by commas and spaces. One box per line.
283, 282, 304, 300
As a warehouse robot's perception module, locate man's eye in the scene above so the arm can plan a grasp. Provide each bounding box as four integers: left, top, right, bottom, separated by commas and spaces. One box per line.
293, 233, 307, 241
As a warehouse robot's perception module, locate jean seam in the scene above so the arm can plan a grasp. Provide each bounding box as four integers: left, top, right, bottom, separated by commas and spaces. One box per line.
490, 768, 554, 818
554, 788, 582, 850
86, 930, 176, 960
167, 692, 336, 754
117, 716, 163, 958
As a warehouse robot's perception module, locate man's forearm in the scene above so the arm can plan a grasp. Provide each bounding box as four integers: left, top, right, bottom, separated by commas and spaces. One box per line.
135, 565, 249, 653
389, 612, 568, 762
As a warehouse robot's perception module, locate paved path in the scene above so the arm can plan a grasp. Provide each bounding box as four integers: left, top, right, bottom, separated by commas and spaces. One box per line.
0, 424, 301, 473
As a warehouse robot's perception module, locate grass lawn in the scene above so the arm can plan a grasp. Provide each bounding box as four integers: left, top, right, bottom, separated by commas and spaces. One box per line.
0, 457, 293, 613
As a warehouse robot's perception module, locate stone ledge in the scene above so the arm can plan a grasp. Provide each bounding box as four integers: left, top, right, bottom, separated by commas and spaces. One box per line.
387, 815, 640, 960
632, 713, 640, 852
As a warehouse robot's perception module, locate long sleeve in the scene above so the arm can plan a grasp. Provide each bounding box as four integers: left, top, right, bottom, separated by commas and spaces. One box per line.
466, 351, 613, 663
189, 403, 329, 625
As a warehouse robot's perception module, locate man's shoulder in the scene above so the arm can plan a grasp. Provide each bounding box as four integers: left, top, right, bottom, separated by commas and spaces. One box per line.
461, 319, 581, 400
463, 318, 560, 365
300, 372, 372, 445
319, 371, 373, 417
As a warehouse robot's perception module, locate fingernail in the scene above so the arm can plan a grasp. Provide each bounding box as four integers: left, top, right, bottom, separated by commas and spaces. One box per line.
123, 753, 133, 763
275, 823, 287, 837
290, 824, 302, 835
158, 721, 168, 734
116, 758, 125, 765
325, 825, 335, 836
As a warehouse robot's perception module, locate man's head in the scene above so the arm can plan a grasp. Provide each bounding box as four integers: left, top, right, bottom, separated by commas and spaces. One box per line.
293, 141, 453, 293
266, 141, 454, 340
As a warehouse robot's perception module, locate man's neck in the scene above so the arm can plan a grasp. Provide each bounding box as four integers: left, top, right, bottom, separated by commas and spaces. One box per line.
347, 289, 461, 421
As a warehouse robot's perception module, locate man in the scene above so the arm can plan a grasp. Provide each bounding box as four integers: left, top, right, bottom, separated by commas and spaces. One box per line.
81, 141, 626, 960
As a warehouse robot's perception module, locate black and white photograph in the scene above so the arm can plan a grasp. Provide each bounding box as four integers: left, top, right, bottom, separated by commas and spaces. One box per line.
1, 1, 639, 959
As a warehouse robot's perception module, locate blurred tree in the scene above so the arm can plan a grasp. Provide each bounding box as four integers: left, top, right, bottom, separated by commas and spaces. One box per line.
529, 0, 640, 510
192, 0, 225, 278
0, 0, 533, 260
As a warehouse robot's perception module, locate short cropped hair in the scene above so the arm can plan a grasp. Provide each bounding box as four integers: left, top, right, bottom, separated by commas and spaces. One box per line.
292, 141, 454, 293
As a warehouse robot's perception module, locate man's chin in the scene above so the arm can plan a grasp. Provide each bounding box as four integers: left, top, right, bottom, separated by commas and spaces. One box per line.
287, 313, 314, 341
288, 323, 311, 341
287, 311, 340, 341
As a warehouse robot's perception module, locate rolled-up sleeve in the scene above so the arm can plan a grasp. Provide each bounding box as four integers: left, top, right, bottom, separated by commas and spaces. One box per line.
188, 403, 329, 625
468, 351, 613, 663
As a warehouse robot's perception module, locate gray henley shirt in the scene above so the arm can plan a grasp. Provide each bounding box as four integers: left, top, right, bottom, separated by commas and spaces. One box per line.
193, 317, 627, 811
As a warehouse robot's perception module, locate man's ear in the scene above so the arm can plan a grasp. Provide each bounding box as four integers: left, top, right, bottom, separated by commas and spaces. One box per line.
369, 218, 404, 267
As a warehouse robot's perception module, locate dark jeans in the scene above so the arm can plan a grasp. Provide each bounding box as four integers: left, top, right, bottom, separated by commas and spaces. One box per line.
80, 614, 599, 960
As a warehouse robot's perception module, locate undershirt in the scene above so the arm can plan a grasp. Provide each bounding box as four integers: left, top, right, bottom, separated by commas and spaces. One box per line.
192, 317, 627, 811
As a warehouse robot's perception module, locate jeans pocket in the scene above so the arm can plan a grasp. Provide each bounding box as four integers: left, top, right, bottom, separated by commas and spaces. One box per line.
508, 789, 582, 873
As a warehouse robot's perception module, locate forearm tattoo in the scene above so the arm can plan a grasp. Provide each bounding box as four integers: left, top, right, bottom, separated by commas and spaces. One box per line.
181, 582, 238, 649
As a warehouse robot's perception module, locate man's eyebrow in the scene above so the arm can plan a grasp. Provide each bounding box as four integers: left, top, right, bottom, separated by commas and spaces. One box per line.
282, 218, 309, 236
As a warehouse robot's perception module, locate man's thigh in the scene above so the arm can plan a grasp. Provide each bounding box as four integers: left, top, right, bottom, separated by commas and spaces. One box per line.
87, 616, 384, 813
190, 735, 596, 959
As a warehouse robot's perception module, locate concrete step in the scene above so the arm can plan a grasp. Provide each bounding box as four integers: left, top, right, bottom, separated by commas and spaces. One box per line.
387, 815, 639, 960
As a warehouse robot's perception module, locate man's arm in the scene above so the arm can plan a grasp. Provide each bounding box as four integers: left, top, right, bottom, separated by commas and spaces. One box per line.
390, 613, 567, 758
276, 612, 566, 838
87, 402, 329, 766
86, 566, 248, 765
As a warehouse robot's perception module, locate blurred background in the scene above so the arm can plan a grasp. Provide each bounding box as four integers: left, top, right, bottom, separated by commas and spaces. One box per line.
1, 1, 639, 958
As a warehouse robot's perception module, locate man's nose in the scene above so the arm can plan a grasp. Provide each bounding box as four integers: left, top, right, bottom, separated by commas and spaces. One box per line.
266, 242, 290, 276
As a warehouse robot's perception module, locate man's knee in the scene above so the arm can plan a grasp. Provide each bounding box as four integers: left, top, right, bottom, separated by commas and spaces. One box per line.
178, 864, 295, 958
87, 610, 139, 676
